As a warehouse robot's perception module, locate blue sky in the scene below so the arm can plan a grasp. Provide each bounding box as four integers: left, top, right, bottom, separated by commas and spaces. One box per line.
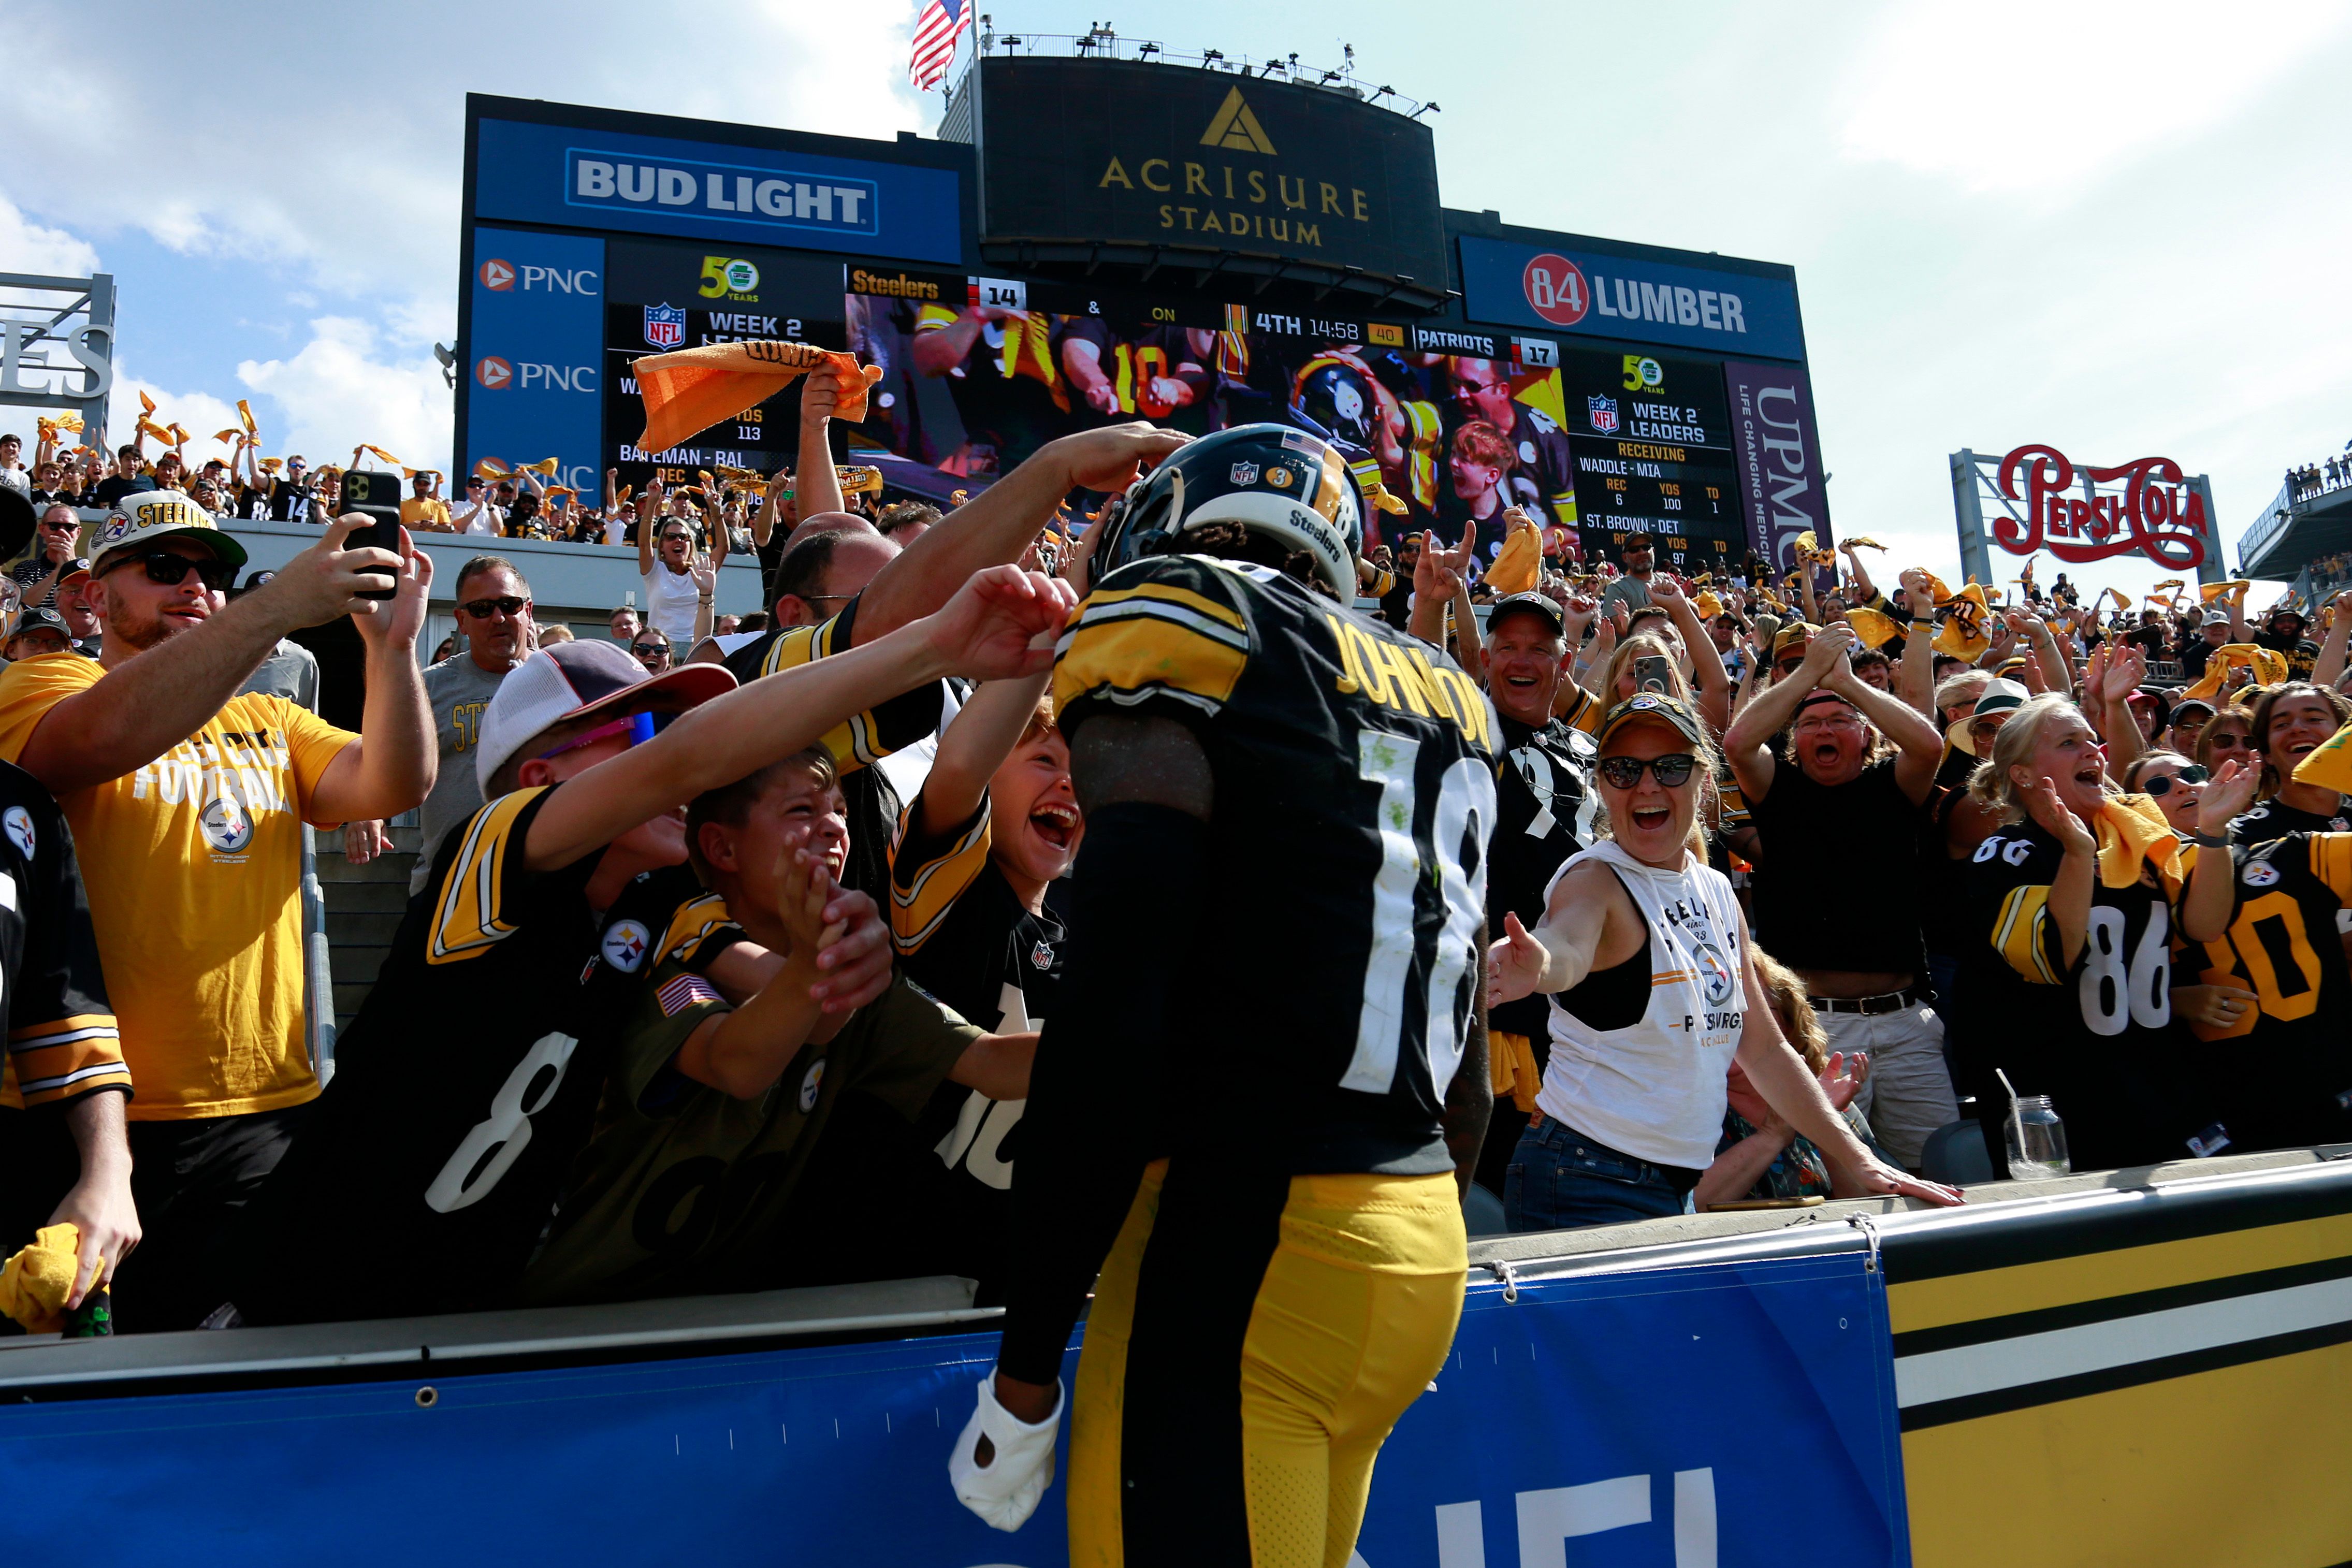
3, 0, 2347, 606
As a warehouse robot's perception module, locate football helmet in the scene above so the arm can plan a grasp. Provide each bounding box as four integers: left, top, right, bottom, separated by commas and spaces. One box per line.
1291, 356, 1376, 447
1094, 423, 1363, 598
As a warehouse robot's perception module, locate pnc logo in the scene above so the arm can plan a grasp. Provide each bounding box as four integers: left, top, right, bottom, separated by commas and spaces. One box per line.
1522, 253, 1590, 327
1200, 86, 1276, 154
480, 258, 515, 292
476, 356, 513, 390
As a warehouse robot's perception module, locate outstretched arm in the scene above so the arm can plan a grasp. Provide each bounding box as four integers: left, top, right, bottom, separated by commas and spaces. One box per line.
916, 671, 1052, 839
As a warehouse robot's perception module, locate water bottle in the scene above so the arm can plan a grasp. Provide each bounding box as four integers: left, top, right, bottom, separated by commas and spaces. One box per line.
2003, 1096, 2071, 1181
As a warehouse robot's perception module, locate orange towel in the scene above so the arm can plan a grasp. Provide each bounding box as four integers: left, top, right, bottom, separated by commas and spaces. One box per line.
633, 342, 881, 456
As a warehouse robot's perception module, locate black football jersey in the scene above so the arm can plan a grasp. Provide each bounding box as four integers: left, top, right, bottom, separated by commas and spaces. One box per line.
1054, 553, 1500, 1174
887, 796, 1065, 1298
1952, 820, 2207, 1169
0, 761, 124, 1111
1503, 400, 1578, 530
1488, 712, 1599, 1042
2184, 832, 2352, 1151
2230, 796, 2352, 848
228, 789, 742, 1324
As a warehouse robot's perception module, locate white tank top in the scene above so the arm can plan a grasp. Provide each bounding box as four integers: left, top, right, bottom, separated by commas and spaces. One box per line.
1534, 840, 1749, 1170
642, 559, 702, 644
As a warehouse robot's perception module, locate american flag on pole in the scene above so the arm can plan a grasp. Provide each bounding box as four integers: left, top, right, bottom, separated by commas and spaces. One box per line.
909, 0, 971, 91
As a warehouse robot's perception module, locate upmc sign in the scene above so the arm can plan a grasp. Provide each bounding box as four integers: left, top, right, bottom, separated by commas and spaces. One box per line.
1457, 235, 1808, 361
1991, 444, 2211, 569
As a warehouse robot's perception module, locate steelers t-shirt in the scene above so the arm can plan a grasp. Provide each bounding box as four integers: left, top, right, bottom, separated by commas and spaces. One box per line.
0, 760, 125, 1111
0, 650, 355, 1119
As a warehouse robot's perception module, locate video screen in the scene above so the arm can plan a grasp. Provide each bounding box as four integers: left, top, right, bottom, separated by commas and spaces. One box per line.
598, 243, 1753, 575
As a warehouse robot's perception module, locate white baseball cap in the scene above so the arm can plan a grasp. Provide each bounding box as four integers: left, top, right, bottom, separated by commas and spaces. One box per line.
474, 638, 734, 793
92, 489, 249, 572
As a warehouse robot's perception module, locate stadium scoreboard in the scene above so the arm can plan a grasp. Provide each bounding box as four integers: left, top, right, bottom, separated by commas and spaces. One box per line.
458, 88, 1828, 575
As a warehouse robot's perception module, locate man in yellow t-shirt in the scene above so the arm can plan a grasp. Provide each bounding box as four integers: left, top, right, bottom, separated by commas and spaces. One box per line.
399, 471, 453, 532
0, 490, 436, 1329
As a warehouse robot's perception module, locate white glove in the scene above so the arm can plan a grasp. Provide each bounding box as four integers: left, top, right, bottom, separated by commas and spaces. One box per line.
948, 1371, 1063, 1532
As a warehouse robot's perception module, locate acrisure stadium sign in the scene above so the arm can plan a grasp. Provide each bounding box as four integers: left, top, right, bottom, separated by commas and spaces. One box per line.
972, 56, 1448, 311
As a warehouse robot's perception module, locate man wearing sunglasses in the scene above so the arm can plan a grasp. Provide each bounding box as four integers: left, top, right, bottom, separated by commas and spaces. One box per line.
8, 504, 84, 611
404, 556, 539, 897
0, 491, 434, 1329
1722, 620, 1956, 1172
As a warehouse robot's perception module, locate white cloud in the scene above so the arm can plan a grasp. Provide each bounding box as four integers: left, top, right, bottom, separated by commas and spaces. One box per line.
0, 193, 101, 278
1839, 1, 2350, 194
237, 318, 452, 475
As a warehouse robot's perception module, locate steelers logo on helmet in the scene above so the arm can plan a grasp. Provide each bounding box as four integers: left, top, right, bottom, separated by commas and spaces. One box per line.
1291, 357, 1375, 447
1094, 423, 1364, 599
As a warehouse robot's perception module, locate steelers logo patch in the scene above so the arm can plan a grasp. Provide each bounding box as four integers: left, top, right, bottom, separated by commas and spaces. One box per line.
1628, 693, 1662, 712
2242, 861, 2281, 889
1, 805, 34, 863
601, 919, 650, 972
799, 1057, 826, 1113
1693, 941, 1737, 1007
199, 797, 254, 853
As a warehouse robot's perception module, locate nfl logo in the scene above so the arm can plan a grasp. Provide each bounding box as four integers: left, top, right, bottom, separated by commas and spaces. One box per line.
1586, 395, 1620, 435
1030, 940, 1054, 970
1229, 461, 1260, 486
644, 303, 686, 350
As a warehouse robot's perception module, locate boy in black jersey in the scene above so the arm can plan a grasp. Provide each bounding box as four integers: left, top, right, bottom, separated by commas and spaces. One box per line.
0, 760, 135, 1310
889, 671, 1081, 1298
514, 748, 1038, 1305
226, 566, 1076, 1326
951, 425, 1497, 1568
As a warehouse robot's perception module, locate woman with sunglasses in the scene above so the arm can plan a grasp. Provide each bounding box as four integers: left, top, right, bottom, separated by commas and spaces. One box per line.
2121, 750, 2208, 836
1488, 692, 1961, 1230
630, 630, 673, 672
2195, 705, 2257, 779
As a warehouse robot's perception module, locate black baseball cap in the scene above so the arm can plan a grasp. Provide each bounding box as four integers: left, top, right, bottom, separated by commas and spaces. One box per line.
7, 606, 70, 648
1595, 692, 1705, 751
1621, 530, 1655, 547
1487, 591, 1564, 636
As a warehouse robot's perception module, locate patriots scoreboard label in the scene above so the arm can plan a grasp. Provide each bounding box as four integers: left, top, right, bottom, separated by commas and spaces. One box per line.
1587, 394, 1620, 435
643, 303, 686, 350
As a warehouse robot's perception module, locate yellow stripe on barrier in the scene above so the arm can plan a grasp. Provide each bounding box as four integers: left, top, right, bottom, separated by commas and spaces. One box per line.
1903, 1338, 2352, 1568
1886, 1211, 2352, 1334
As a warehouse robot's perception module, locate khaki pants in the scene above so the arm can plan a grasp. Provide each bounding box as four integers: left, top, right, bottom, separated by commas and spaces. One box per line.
1820, 1001, 1956, 1170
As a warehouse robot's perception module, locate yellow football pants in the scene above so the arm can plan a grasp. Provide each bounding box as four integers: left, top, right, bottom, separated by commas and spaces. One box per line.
1068, 1158, 1466, 1568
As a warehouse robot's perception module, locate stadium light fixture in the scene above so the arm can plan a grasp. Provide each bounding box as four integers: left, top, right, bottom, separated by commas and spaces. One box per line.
1411, 101, 1439, 119
433, 342, 457, 390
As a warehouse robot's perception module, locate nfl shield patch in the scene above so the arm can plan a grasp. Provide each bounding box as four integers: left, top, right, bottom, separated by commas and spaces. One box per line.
644, 303, 687, 350
1229, 461, 1260, 486
1030, 940, 1054, 970
1586, 395, 1620, 435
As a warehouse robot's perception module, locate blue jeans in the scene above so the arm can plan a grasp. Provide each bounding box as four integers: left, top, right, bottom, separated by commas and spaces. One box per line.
1504, 1117, 1696, 1232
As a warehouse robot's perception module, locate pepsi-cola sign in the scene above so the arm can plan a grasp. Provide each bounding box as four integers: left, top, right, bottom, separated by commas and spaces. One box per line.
1991, 444, 2210, 569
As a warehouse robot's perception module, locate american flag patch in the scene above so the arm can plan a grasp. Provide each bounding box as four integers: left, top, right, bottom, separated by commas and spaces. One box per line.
658, 973, 721, 1017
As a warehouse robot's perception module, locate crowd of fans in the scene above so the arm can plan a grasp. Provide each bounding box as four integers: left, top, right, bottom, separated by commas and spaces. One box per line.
2286, 448, 2352, 505
1, 368, 2349, 1343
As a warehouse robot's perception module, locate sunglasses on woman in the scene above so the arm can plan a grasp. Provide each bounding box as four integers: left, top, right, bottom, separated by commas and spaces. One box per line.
2142, 765, 2209, 796
100, 550, 236, 592
631, 641, 670, 661
2206, 733, 2249, 750
1596, 753, 1699, 790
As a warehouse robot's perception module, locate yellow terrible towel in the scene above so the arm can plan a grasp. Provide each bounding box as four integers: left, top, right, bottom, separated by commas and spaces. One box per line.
634, 341, 881, 457
0, 1224, 84, 1333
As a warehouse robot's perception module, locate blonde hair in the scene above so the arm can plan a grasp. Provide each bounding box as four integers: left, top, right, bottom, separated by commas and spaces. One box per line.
1966, 691, 2097, 825
1749, 945, 1828, 1075
1601, 631, 1695, 708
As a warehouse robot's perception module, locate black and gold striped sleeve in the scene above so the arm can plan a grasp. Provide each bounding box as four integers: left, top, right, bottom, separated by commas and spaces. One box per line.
1554, 683, 1602, 736
7, 787, 127, 1109
753, 602, 943, 772
1053, 557, 1253, 730
427, 786, 553, 965
2309, 833, 2352, 904
889, 797, 992, 955
658, 891, 743, 970
1991, 883, 2064, 984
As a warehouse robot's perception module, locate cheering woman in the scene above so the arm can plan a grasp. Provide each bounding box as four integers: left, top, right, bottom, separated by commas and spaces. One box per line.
1487, 692, 1960, 1230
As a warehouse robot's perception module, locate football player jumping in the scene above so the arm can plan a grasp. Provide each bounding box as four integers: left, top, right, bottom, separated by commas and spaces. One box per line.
948, 422, 1498, 1567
